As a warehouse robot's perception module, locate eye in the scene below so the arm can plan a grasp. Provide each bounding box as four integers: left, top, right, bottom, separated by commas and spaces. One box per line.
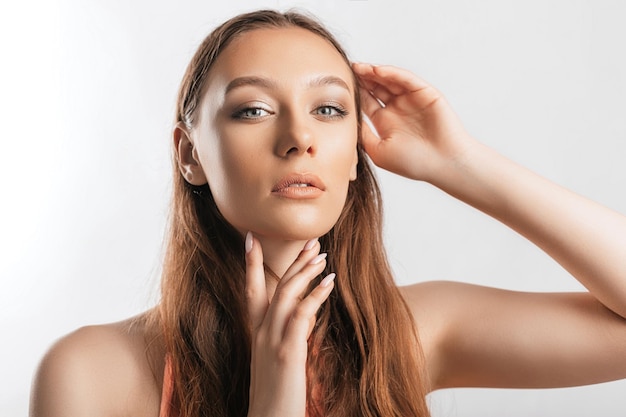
313, 104, 349, 120
232, 107, 272, 120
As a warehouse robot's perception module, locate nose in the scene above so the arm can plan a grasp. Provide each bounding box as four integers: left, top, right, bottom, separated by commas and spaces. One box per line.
274, 110, 316, 158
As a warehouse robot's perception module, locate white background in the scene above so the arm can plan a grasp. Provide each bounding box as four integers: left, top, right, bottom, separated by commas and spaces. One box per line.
2, 0, 626, 416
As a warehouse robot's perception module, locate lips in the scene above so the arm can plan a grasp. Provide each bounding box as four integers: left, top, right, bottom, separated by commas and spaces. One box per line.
271, 173, 326, 198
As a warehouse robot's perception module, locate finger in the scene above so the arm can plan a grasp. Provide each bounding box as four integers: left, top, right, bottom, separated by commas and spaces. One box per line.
368, 83, 395, 107
283, 273, 336, 343
355, 63, 432, 94
360, 115, 382, 158
245, 231, 268, 332
355, 71, 380, 92
359, 86, 384, 118
375, 65, 432, 91
351, 61, 376, 78
352, 62, 384, 82
276, 238, 320, 286
266, 256, 328, 341
368, 68, 411, 96
355, 65, 406, 97
262, 239, 323, 341
354, 64, 396, 103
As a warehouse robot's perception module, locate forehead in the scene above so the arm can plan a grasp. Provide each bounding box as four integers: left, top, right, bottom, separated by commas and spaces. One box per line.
207, 27, 354, 93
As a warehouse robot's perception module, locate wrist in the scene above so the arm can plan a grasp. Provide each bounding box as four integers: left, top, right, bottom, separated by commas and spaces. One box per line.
429, 138, 514, 213
427, 134, 484, 189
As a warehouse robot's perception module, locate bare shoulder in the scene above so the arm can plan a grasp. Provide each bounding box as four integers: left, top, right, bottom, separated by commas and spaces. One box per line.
398, 280, 538, 388
398, 280, 466, 335
398, 279, 521, 333
398, 282, 461, 366
30, 310, 165, 417
399, 279, 496, 316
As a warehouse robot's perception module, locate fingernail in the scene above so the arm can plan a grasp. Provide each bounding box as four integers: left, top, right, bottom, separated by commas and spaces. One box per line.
309, 253, 327, 265
245, 231, 253, 253
320, 273, 336, 287
304, 238, 318, 251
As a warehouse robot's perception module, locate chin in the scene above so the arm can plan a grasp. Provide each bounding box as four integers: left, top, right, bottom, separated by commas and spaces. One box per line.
232, 213, 338, 242
259, 219, 336, 241
222, 200, 346, 241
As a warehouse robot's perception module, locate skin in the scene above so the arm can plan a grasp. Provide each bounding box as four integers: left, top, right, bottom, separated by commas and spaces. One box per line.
176, 27, 358, 279
30, 27, 626, 417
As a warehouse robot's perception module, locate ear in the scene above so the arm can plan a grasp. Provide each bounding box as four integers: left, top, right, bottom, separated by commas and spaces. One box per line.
173, 123, 207, 186
349, 147, 358, 181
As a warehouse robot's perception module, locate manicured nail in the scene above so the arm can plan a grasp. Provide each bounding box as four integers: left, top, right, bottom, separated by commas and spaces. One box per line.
245, 231, 253, 253
309, 253, 327, 265
320, 273, 336, 287
304, 238, 318, 251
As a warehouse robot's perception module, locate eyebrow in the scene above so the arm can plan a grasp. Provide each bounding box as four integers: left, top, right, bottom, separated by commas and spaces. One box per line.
224, 75, 351, 95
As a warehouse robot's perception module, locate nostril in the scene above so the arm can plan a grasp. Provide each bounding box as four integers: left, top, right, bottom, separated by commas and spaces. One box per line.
286, 146, 298, 154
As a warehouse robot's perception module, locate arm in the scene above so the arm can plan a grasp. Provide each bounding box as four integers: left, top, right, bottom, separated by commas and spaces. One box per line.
429, 136, 626, 318
353, 63, 626, 388
401, 281, 626, 390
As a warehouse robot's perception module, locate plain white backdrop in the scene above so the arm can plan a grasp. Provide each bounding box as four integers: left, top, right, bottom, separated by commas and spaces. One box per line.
2, 0, 625, 416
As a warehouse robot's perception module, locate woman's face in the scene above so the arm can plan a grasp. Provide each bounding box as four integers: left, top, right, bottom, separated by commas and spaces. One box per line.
190, 27, 359, 240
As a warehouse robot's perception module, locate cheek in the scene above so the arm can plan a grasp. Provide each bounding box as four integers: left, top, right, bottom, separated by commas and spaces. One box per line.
323, 124, 358, 178
202, 135, 267, 228
202, 123, 258, 184
317, 124, 358, 220
210, 149, 259, 196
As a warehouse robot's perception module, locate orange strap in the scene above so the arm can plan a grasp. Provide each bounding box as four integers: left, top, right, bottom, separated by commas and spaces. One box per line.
159, 355, 175, 417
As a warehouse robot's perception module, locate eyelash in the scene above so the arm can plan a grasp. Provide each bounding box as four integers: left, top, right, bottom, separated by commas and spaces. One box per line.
231, 107, 272, 120
231, 103, 349, 121
314, 103, 349, 119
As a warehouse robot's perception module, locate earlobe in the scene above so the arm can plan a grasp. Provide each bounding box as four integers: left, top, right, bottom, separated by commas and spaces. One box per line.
173, 123, 207, 186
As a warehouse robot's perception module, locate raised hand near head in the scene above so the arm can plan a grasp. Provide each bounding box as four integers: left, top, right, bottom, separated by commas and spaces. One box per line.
353, 63, 476, 184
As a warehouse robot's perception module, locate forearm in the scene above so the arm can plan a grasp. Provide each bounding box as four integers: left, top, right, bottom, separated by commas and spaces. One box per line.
433, 139, 626, 317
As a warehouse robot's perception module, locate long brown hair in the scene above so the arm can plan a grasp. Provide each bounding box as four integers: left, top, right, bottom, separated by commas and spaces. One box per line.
159, 9, 431, 417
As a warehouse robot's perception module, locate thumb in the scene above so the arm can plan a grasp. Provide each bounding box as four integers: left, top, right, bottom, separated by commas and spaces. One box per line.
244, 232, 268, 332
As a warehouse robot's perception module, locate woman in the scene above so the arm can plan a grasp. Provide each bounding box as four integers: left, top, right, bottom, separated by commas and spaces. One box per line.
30, 9, 626, 417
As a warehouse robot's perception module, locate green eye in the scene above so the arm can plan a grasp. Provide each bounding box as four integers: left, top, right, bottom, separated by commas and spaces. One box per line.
315, 105, 348, 119
232, 107, 271, 119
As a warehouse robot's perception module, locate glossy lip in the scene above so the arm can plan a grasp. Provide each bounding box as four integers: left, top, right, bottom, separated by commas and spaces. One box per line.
271, 173, 326, 199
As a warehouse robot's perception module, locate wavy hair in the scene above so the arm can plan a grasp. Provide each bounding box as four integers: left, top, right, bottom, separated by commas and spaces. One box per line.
159, 9, 431, 417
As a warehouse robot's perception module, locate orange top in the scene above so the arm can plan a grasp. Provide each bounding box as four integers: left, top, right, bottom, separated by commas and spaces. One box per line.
159, 355, 176, 417
159, 356, 320, 416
